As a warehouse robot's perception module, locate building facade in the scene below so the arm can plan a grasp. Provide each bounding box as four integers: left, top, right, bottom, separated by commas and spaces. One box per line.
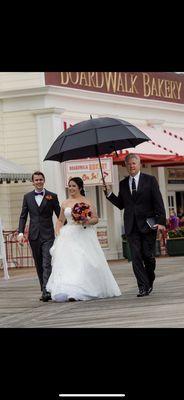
0, 72, 184, 259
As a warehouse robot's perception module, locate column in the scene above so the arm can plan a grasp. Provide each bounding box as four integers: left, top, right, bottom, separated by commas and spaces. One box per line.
112, 164, 123, 258
157, 167, 168, 214
33, 108, 66, 203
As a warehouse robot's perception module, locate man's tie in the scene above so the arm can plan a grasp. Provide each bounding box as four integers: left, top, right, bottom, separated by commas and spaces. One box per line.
131, 177, 136, 198
35, 191, 44, 196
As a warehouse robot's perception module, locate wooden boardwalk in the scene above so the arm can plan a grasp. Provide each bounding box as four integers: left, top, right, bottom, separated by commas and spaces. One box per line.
0, 256, 184, 328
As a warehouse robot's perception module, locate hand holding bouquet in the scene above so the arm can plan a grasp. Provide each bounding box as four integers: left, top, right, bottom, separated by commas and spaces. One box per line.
72, 202, 92, 226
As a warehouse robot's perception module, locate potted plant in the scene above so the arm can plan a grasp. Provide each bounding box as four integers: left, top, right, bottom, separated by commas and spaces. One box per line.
122, 232, 161, 261
122, 234, 132, 262
166, 227, 184, 256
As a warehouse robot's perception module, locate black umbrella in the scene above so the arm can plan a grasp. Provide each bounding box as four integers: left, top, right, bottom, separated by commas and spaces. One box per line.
44, 116, 150, 186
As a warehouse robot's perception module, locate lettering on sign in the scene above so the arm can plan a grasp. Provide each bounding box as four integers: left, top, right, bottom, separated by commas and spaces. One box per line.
45, 72, 184, 103
65, 158, 113, 186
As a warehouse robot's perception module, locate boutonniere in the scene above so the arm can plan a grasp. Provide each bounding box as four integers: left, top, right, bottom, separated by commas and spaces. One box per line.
45, 195, 53, 200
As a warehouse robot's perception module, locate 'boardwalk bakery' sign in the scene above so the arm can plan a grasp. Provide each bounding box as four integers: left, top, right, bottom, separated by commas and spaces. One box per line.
45, 72, 184, 103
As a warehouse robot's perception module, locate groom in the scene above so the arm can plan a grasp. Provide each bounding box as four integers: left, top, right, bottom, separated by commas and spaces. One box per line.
18, 171, 60, 301
104, 153, 166, 297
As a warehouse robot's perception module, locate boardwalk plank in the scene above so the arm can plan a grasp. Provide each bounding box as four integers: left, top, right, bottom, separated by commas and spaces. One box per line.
0, 256, 184, 328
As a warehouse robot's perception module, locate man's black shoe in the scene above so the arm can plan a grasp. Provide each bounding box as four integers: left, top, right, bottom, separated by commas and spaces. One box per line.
40, 292, 52, 302
137, 289, 149, 297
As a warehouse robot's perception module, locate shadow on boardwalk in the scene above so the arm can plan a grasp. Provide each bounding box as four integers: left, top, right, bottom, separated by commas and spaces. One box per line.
0, 256, 184, 328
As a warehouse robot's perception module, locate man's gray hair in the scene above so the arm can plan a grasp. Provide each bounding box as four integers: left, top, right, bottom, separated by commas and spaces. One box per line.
125, 153, 141, 164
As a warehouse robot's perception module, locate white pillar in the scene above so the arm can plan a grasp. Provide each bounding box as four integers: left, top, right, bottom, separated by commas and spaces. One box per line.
111, 164, 123, 258
0, 218, 9, 279
33, 108, 66, 203
157, 167, 168, 213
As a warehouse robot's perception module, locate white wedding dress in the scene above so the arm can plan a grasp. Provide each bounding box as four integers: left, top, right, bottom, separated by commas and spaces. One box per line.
46, 207, 121, 302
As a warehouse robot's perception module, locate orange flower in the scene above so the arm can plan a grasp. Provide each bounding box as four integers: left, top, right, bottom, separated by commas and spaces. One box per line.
45, 195, 53, 200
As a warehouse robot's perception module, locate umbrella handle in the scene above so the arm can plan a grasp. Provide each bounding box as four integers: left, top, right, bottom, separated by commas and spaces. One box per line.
98, 154, 107, 187
94, 129, 107, 190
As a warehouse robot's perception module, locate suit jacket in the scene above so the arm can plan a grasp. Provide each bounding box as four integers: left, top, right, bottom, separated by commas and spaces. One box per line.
107, 172, 166, 236
18, 189, 61, 241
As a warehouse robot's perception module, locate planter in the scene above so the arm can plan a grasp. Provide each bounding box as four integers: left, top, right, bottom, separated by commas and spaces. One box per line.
122, 240, 132, 261
166, 238, 184, 256
122, 238, 161, 261
155, 239, 161, 257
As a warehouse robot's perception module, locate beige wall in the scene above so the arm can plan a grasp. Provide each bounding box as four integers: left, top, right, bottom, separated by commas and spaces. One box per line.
0, 182, 32, 230
3, 110, 39, 169
0, 109, 40, 230
0, 72, 45, 91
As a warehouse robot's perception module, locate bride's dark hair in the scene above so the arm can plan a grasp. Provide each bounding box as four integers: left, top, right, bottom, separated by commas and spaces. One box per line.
68, 177, 85, 196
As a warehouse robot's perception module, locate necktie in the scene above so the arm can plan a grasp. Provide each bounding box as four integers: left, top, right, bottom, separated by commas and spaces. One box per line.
35, 191, 44, 196
131, 177, 136, 197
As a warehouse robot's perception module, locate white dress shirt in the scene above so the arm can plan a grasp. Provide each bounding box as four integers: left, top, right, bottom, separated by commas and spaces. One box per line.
107, 171, 141, 197
34, 189, 45, 206
129, 171, 140, 194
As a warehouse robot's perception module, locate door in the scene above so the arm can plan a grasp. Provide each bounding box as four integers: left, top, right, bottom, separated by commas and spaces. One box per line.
168, 191, 177, 214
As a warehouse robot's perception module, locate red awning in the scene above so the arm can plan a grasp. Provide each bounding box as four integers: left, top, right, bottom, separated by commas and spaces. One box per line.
113, 151, 184, 166
112, 125, 184, 166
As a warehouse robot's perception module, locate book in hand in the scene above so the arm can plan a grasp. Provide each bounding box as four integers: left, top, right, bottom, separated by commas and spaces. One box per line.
146, 217, 157, 230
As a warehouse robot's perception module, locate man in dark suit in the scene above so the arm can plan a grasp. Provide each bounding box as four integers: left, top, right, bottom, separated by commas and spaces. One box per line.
104, 153, 166, 297
18, 171, 61, 301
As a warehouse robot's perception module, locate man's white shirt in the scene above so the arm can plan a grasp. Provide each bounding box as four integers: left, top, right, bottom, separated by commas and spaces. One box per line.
107, 171, 140, 197
129, 171, 140, 194
34, 189, 45, 206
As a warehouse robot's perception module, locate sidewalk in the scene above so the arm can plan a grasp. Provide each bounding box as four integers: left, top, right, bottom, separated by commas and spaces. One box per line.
0, 256, 184, 328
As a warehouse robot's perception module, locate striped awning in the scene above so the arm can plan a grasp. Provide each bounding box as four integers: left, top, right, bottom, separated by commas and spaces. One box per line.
0, 156, 31, 183
113, 125, 184, 166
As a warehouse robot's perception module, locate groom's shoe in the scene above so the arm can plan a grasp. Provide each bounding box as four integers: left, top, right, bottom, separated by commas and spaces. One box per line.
40, 290, 52, 302
42, 293, 52, 302
137, 288, 149, 297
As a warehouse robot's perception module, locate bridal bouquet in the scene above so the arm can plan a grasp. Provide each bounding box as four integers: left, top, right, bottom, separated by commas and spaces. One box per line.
71, 202, 92, 224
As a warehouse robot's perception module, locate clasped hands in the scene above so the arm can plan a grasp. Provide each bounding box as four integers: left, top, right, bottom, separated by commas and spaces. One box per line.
76, 218, 91, 226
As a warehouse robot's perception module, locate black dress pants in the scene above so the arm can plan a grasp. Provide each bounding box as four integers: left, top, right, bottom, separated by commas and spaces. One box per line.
127, 221, 157, 291
29, 237, 54, 292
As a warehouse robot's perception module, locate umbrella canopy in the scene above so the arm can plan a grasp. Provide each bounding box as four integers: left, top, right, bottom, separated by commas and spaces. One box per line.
44, 117, 150, 186
44, 117, 150, 162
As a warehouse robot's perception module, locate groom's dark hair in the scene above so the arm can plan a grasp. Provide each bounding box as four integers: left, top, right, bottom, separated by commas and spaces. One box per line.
32, 171, 45, 181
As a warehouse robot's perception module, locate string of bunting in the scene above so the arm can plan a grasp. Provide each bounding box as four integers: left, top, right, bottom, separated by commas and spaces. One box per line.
148, 140, 178, 155
163, 129, 184, 142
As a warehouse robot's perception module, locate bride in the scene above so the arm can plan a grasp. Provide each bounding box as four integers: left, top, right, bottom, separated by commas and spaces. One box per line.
46, 177, 121, 302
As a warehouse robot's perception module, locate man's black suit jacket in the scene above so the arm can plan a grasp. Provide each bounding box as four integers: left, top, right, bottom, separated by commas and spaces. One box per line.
107, 172, 166, 236
18, 189, 61, 241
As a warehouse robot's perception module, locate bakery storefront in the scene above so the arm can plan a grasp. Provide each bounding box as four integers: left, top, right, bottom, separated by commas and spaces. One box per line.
0, 72, 184, 260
